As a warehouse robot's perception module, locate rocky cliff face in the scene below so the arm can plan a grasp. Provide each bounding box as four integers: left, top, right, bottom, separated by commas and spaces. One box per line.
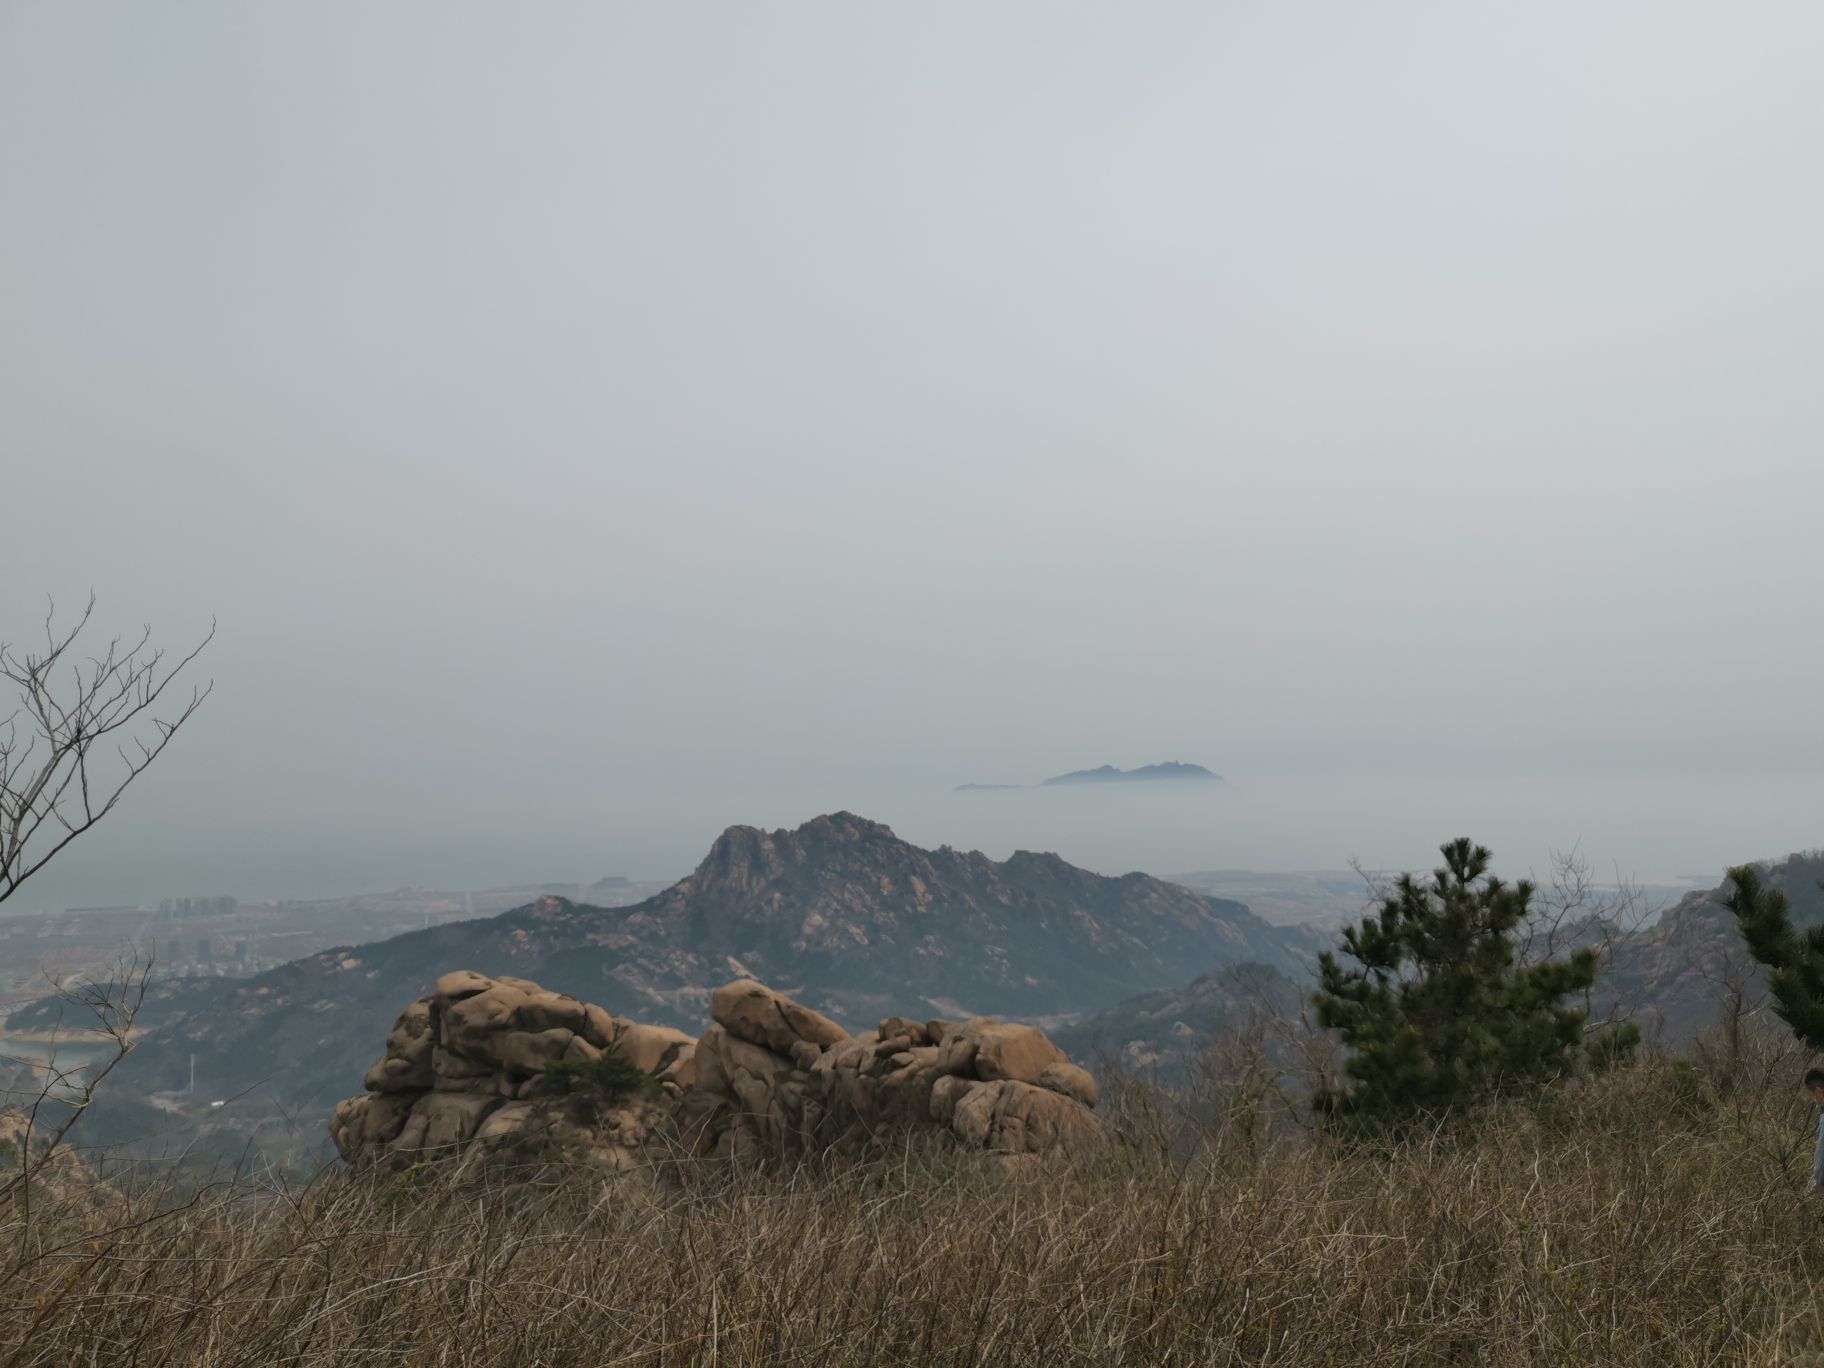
118, 813, 1302, 1123
1599, 851, 1824, 1039
331, 971, 1103, 1173
622, 812, 1296, 1018
1056, 851, 1824, 1067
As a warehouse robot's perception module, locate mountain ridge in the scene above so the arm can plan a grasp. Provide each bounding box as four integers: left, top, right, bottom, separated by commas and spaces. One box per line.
1053, 847, 1824, 1073
97, 812, 1307, 1128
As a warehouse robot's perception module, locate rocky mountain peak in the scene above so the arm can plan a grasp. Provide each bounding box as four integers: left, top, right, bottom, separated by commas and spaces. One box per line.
689, 813, 904, 893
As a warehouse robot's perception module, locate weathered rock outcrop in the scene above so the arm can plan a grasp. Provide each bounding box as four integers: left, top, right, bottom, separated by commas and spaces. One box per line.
331, 971, 1103, 1173
330, 971, 693, 1173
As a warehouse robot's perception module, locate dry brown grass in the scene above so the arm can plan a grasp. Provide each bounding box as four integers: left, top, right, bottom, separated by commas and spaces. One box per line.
6, 1039, 1824, 1366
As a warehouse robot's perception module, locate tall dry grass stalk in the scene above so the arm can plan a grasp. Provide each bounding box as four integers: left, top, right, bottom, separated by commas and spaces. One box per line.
5, 1034, 1824, 1366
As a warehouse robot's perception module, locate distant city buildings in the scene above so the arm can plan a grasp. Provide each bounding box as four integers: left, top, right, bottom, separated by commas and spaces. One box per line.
3, 879, 673, 1015
158, 895, 238, 917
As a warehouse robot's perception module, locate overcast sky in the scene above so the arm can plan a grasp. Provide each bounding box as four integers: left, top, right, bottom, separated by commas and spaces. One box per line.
4, 3, 1821, 909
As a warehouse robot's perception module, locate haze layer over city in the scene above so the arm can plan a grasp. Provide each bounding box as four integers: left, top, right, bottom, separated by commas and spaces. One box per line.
5, 2, 1821, 910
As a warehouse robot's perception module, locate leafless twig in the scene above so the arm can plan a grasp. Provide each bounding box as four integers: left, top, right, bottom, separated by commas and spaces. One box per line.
0, 593, 214, 907
1, 952, 152, 1266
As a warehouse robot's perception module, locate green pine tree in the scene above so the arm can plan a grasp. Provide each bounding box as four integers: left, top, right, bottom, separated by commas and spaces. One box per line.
1313, 837, 1630, 1127
1722, 863, 1824, 1050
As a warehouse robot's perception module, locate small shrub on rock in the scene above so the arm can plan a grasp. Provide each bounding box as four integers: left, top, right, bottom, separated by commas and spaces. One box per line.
541, 1049, 660, 1122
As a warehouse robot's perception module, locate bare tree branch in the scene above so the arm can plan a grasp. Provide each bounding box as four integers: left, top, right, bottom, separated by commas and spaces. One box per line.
1, 952, 152, 1264
1520, 846, 1657, 1035
0, 595, 214, 906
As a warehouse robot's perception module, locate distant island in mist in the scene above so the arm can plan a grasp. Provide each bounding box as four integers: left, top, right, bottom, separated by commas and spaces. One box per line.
955, 761, 1223, 791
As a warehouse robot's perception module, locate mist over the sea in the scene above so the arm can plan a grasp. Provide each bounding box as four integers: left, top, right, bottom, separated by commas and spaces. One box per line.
4, 2, 1820, 910
616, 769, 1818, 890
12, 763, 1814, 911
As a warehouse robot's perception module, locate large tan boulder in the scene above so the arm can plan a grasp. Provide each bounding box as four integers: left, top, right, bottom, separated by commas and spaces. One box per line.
938, 1019, 1067, 1084
508, 987, 588, 1036
391, 1092, 502, 1155
874, 1046, 942, 1122
472, 1101, 535, 1148
949, 1078, 1001, 1147
949, 1080, 1105, 1155
928, 1074, 982, 1125
969, 1022, 1069, 1085
491, 1027, 579, 1077
615, 1022, 697, 1075
363, 998, 434, 1092
711, 979, 848, 1055
330, 1091, 415, 1163
442, 981, 532, 1053
695, 1024, 794, 1094
1037, 1062, 1098, 1109
580, 1003, 621, 1050
431, 1044, 494, 1089
985, 1081, 1105, 1154
433, 970, 494, 1003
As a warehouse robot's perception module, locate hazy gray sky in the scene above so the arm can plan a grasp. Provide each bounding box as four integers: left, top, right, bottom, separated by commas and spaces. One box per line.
4, 3, 1821, 908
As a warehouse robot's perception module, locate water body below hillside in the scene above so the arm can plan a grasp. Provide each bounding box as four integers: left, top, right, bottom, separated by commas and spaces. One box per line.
0, 1034, 113, 1102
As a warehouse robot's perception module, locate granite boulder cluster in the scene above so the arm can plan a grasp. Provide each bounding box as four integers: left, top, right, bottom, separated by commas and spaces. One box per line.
330, 971, 1104, 1173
